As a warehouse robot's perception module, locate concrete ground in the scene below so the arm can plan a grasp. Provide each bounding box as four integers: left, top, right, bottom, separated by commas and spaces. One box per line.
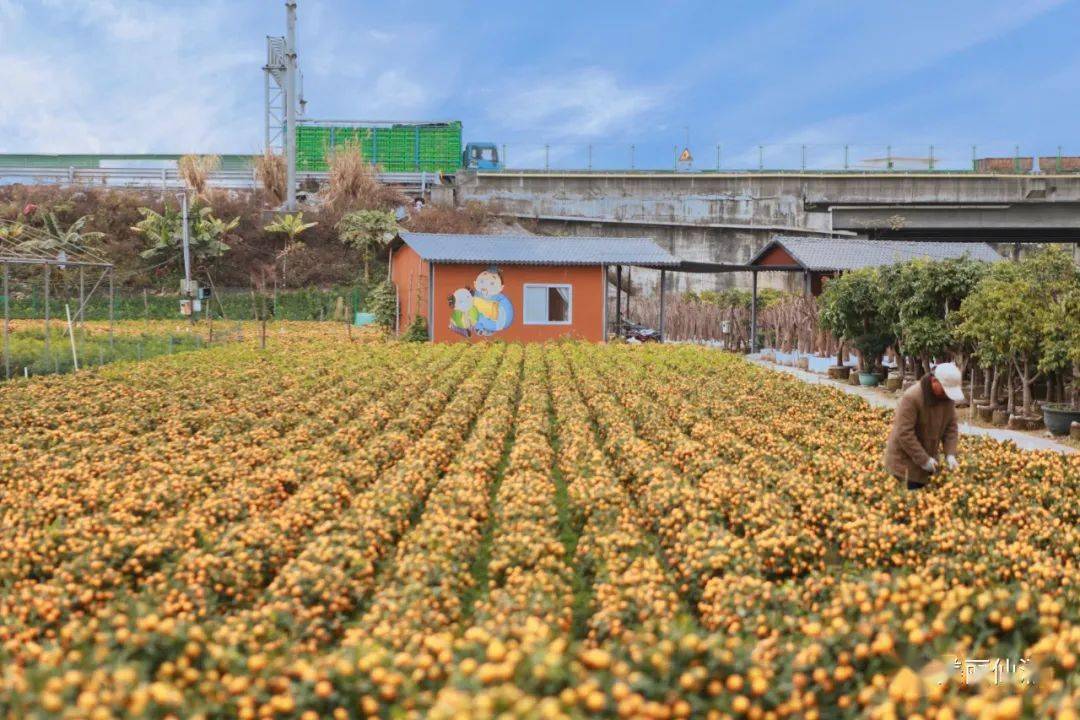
748, 356, 1077, 455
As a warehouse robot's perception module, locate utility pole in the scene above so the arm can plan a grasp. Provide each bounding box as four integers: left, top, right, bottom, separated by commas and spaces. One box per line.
179, 192, 195, 324
285, 1, 298, 210
180, 193, 192, 289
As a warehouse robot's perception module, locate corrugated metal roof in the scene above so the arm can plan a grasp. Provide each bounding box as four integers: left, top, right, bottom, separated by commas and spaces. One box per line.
399, 232, 680, 267
751, 237, 1003, 271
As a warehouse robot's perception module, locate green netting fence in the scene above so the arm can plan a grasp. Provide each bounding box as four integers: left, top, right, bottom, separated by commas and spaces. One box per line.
296, 122, 462, 173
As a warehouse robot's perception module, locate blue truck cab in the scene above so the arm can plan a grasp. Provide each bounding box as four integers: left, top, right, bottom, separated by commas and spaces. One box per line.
462, 142, 503, 170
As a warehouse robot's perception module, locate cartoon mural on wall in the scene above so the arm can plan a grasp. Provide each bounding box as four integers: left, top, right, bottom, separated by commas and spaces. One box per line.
448, 267, 514, 337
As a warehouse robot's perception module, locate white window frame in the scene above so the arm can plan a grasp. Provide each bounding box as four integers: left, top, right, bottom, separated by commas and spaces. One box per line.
523, 283, 573, 326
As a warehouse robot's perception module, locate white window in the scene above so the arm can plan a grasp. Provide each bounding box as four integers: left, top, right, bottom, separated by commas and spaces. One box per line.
523, 284, 572, 325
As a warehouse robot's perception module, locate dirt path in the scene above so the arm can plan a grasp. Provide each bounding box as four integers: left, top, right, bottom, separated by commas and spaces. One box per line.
749, 356, 1077, 455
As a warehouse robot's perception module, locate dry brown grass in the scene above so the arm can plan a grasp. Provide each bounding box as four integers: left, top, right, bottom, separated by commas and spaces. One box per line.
178, 154, 221, 198
254, 152, 287, 205
325, 141, 407, 214
402, 201, 493, 234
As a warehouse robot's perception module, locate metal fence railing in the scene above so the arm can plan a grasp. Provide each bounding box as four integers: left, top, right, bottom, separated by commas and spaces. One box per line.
4, 144, 1077, 182
0, 166, 440, 191
490, 142, 1077, 174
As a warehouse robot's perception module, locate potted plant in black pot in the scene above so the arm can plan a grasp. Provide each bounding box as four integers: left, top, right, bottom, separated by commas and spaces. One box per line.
1038, 283, 1080, 435
958, 248, 1079, 432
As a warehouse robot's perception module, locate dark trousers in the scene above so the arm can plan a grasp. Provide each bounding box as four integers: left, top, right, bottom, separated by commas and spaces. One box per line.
893, 473, 926, 491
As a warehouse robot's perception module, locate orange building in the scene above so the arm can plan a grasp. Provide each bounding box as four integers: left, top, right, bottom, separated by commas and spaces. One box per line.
389, 232, 679, 343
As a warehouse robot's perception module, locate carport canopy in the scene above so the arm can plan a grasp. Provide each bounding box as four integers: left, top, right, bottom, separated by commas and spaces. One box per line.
661, 236, 1002, 351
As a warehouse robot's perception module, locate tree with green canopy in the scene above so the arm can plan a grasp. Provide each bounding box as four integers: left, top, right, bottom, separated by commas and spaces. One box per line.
337, 209, 398, 282
818, 268, 892, 373
264, 212, 318, 285
878, 258, 988, 377
957, 248, 1079, 416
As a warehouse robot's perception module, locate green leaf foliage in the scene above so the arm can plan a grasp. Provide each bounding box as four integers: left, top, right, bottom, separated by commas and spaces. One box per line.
337, 209, 398, 282
133, 203, 237, 268
818, 269, 891, 371
363, 279, 397, 329
263, 212, 317, 243
957, 247, 1079, 372
402, 315, 429, 342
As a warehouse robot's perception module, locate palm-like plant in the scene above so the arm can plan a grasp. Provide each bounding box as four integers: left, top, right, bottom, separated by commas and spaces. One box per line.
134, 205, 237, 269
0, 221, 26, 242
17, 213, 104, 255
336, 209, 398, 282
264, 212, 318, 285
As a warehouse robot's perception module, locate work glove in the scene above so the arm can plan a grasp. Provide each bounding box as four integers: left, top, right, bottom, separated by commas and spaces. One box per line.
945, 455, 959, 470
921, 457, 939, 474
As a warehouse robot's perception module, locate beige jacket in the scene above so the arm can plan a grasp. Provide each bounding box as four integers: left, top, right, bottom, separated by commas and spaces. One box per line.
884, 375, 959, 484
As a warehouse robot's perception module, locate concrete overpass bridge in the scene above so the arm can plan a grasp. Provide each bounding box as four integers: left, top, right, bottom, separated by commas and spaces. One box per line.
451, 170, 1080, 293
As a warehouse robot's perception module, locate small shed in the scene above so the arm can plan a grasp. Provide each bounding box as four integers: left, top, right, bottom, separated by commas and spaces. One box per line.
389, 232, 679, 342
744, 236, 1004, 352
748, 237, 1004, 295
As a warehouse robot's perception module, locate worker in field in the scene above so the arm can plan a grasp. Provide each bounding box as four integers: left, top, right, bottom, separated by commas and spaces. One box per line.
884, 362, 963, 490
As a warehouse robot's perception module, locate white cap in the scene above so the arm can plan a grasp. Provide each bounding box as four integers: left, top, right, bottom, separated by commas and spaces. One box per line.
932, 362, 965, 402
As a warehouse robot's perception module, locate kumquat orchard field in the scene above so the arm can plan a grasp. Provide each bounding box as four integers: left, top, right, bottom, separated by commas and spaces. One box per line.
0, 323, 1077, 720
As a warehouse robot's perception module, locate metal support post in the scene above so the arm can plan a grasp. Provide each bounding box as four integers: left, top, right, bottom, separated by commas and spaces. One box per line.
929, 145, 935, 170
181, 193, 192, 288
108, 268, 114, 347
801, 145, 806, 171
544, 144, 550, 170
630, 144, 635, 169
587, 144, 593, 170
843, 144, 849, 170
65, 304, 78, 372
2, 263, 9, 380
750, 271, 758, 353
601, 264, 608, 339
614, 265, 622, 339
264, 64, 271, 152
758, 145, 764, 170
179, 192, 196, 325
658, 269, 666, 342
716, 144, 721, 171
285, 1, 298, 210
44, 265, 51, 371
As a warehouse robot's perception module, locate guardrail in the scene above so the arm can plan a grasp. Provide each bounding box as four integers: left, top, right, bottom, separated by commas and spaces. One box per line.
0, 166, 441, 192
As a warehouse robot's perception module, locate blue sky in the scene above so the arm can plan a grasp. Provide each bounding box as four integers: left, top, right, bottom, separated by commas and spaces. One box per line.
0, 0, 1077, 169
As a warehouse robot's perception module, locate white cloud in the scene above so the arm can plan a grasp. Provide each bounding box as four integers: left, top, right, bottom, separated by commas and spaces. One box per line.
0, 0, 262, 153
370, 70, 430, 117
492, 68, 660, 139
299, 17, 452, 122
